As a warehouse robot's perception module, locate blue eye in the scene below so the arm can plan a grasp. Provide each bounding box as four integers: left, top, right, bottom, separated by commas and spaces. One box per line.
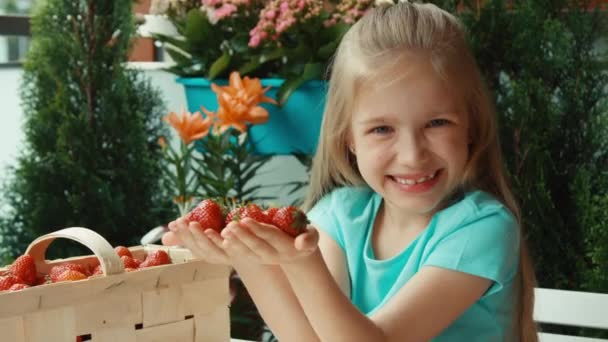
427, 119, 450, 128
371, 126, 393, 134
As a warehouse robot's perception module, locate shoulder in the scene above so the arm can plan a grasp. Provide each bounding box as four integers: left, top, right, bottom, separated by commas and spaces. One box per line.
432, 190, 519, 247
424, 191, 520, 294
438, 190, 516, 229
307, 186, 377, 250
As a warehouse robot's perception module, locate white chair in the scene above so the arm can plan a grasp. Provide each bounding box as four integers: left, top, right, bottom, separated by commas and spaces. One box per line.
534, 287, 608, 341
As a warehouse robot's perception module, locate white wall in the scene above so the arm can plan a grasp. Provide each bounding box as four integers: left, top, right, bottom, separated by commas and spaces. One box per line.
0, 68, 23, 173
0, 65, 308, 207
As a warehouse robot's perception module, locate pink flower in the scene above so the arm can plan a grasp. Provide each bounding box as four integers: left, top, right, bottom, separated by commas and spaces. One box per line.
202, 0, 220, 6
248, 33, 261, 47
275, 18, 291, 33
265, 10, 277, 19
249, 0, 324, 46
280, 1, 290, 13
215, 3, 238, 20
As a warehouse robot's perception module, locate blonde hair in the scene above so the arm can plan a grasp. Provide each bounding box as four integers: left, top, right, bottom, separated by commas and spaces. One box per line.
303, 2, 538, 341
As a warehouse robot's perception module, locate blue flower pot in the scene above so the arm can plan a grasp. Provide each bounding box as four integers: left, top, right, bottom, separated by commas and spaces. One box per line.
177, 77, 326, 155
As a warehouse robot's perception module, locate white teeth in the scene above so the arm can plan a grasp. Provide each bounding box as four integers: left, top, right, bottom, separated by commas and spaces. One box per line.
394, 171, 437, 185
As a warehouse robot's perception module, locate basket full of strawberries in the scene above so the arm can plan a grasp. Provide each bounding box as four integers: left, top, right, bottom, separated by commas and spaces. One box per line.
0, 227, 231, 342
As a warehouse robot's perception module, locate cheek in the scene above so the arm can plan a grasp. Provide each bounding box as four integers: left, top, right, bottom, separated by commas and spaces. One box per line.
429, 131, 469, 163
356, 150, 390, 181
445, 133, 470, 166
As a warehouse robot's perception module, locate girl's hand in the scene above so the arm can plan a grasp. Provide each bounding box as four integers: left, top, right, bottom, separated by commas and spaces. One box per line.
167, 217, 230, 265
221, 218, 319, 264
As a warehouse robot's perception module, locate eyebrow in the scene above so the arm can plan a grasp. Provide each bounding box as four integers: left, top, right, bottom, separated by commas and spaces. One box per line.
355, 110, 461, 126
356, 117, 390, 125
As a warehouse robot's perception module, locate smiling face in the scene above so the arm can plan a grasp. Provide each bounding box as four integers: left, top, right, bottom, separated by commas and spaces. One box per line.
350, 55, 470, 218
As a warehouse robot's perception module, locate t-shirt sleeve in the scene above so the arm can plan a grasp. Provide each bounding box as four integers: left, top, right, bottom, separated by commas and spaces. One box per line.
307, 191, 345, 250
422, 209, 520, 296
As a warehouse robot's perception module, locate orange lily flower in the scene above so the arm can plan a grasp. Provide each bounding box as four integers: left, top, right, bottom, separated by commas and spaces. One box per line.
163, 109, 213, 145
203, 72, 277, 133
158, 136, 167, 149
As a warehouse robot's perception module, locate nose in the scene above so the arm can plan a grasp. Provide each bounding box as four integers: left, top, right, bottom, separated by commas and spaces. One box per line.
395, 130, 428, 167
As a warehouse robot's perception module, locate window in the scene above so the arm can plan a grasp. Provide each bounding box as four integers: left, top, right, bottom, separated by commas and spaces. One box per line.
0, 0, 162, 65
0, 0, 36, 65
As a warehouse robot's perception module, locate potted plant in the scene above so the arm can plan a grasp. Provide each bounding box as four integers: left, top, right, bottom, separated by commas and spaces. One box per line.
148, 0, 374, 154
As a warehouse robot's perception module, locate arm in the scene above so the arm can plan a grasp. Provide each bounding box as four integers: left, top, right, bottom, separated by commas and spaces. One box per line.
225, 219, 492, 342
167, 218, 320, 341
282, 252, 491, 342
231, 228, 352, 341
231, 262, 320, 342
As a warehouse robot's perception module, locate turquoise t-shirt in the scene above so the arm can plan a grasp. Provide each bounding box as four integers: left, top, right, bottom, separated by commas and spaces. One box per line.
307, 186, 519, 342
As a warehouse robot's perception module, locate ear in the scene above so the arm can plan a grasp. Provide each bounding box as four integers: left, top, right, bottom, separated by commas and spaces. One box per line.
345, 132, 356, 154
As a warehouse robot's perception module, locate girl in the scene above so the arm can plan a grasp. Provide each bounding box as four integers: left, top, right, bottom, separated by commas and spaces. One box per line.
168, 2, 538, 341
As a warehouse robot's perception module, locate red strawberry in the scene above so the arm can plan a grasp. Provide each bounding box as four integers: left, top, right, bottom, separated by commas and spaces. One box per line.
9, 255, 37, 285
140, 250, 171, 268
272, 206, 310, 237
9, 283, 30, 291
186, 199, 225, 233
225, 206, 244, 225
0, 274, 20, 291
50, 263, 89, 282
114, 246, 132, 258
35, 274, 52, 285
264, 207, 280, 221
55, 270, 87, 282
88, 260, 100, 275
91, 264, 103, 275
240, 204, 273, 224
121, 255, 140, 269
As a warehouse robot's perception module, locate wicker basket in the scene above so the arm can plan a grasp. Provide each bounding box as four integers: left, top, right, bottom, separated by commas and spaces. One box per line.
0, 227, 231, 342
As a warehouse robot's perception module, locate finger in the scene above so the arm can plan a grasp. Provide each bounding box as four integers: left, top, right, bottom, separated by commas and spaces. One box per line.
204, 229, 224, 248
172, 219, 200, 254
294, 226, 319, 252
189, 225, 228, 260
229, 223, 277, 258
167, 220, 179, 232
161, 231, 182, 246
169, 217, 189, 232
240, 218, 294, 252
222, 229, 260, 262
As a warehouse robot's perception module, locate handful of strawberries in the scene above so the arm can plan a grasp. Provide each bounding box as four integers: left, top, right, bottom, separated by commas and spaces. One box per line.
0, 246, 171, 293
184, 199, 310, 237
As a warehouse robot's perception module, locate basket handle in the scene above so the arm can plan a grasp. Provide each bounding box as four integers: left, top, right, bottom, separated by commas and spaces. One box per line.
24, 227, 125, 276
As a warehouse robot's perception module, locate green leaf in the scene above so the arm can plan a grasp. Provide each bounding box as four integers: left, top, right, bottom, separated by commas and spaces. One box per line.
320, 22, 350, 44
285, 42, 311, 61
164, 46, 192, 65
184, 9, 211, 47
230, 32, 251, 54
316, 41, 339, 60
207, 52, 231, 80
240, 47, 289, 75
238, 59, 261, 76
260, 47, 287, 63
276, 63, 324, 106
152, 33, 189, 53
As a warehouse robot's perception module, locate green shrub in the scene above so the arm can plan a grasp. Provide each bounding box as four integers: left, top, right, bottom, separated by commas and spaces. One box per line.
0, 0, 173, 261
